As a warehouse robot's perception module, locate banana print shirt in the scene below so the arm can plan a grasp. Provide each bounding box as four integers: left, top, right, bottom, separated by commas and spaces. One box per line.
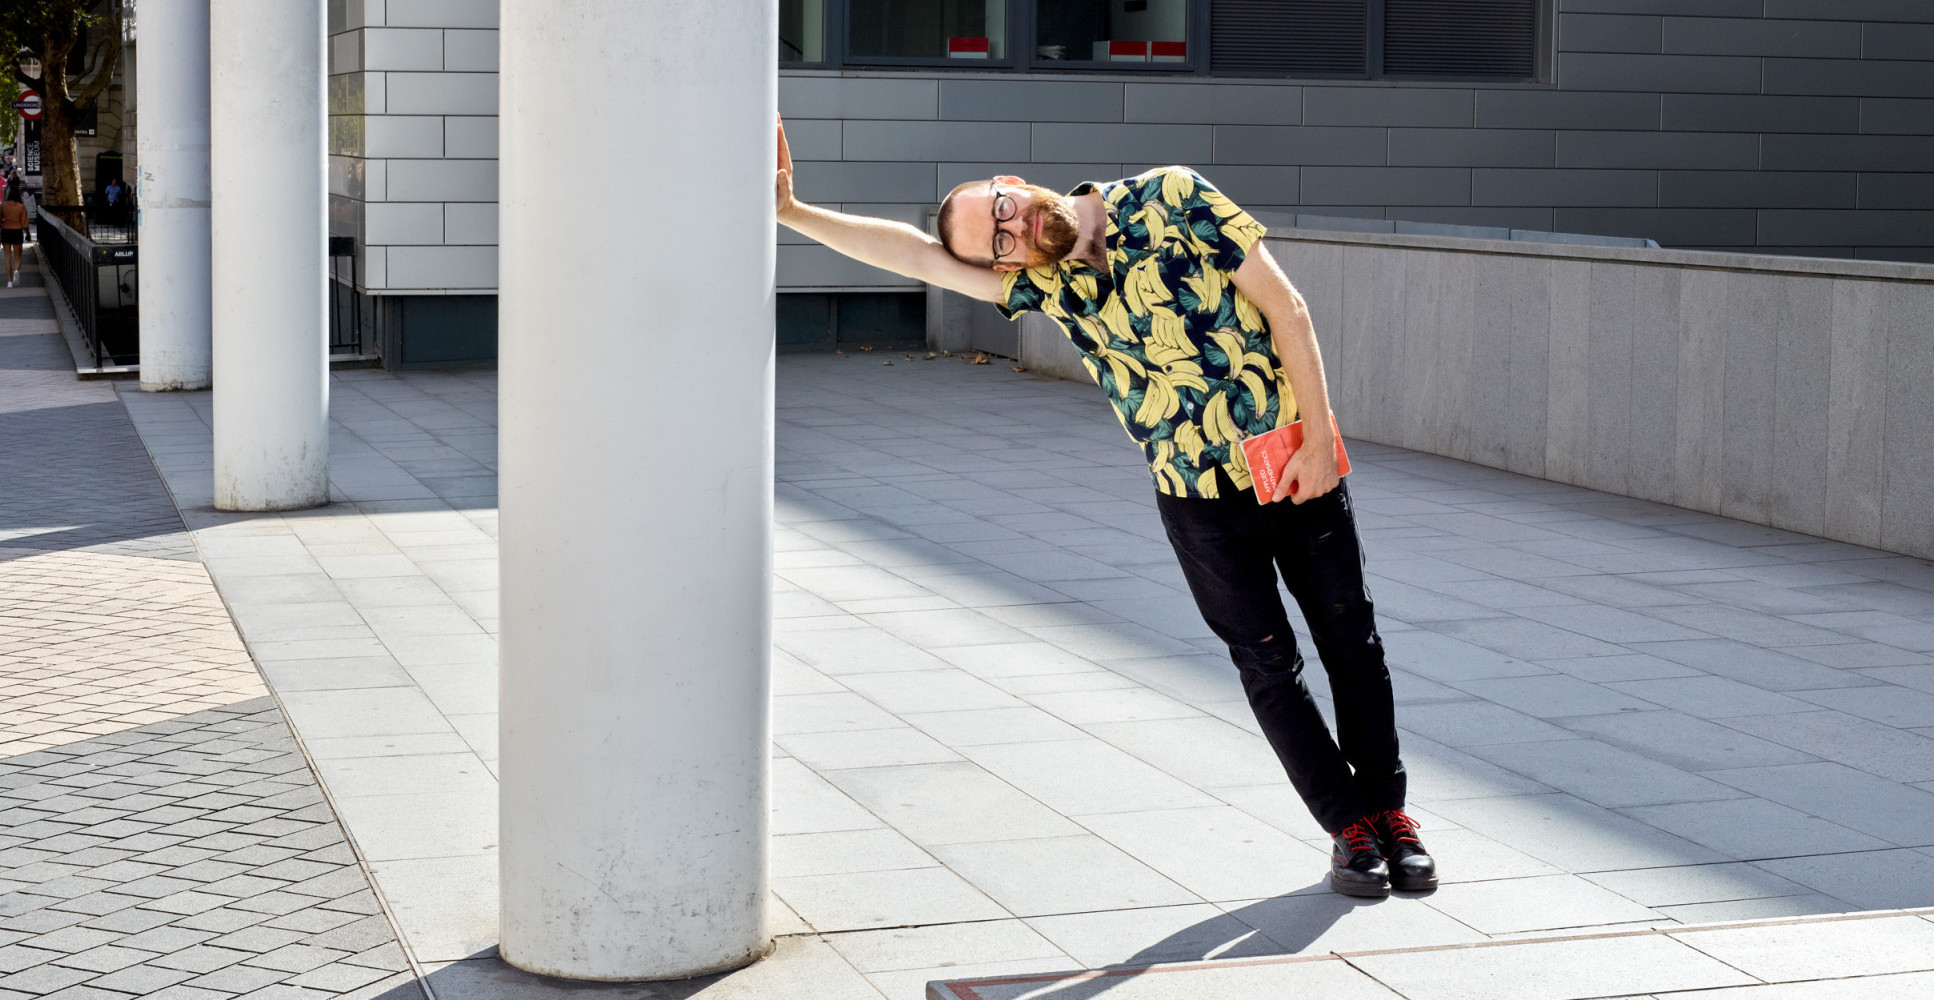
997, 166, 1291, 499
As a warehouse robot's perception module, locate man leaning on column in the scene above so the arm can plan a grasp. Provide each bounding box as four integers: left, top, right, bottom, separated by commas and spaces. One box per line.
773, 119, 1436, 898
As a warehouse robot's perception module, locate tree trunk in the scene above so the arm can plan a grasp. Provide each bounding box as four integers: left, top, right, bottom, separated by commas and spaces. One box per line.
37, 26, 84, 230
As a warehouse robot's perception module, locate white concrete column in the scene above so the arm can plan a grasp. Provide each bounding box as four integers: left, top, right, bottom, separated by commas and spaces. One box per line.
208, 0, 328, 510
498, 0, 777, 981
137, 0, 213, 392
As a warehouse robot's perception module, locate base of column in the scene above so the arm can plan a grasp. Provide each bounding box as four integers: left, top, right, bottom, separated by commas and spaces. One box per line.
498, 939, 776, 984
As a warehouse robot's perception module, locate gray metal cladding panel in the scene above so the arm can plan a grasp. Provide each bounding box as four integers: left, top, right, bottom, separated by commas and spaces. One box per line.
1763, 133, 1934, 171
1031, 123, 1212, 163
791, 161, 939, 203
839, 203, 933, 230
1472, 168, 1658, 206
1858, 173, 1934, 209
940, 81, 1124, 123
1561, 0, 1760, 15
1862, 23, 1934, 64
1389, 128, 1556, 167
1301, 167, 1471, 206
1158, 165, 1300, 207
938, 162, 1123, 196
1763, 0, 1934, 23
1858, 247, 1934, 263
1475, 90, 1661, 130
1392, 205, 1556, 230
781, 119, 843, 161
1212, 125, 1387, 166
779, 75, 938, 119
1662, 17, 1861, 59
1662, 95, 1860, 135
1556, 130, 1759, 169
1126, 83, 1303, 125
843, 120, 1033, 162
1303, 87, 1475, 128
777, 244, 922, 289
1765, 59, 1934, 99
1559, 53, 1761, 94
1559, 14, 1661, 53
1552, 207, 1758, 245
1758, 210, 1934, 246
1862, 98, 1934, 135
1659, 171, 1855, 209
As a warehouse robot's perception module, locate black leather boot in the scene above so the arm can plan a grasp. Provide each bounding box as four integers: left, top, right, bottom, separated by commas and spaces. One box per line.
1372, 809, 1438, 892
1330, 818, 1391, 898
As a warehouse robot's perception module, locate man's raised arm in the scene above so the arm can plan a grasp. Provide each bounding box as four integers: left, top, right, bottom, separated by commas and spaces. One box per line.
776, 119, 1005, 303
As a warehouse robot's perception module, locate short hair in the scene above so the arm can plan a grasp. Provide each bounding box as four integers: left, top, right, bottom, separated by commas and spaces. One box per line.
935, 179, 987, 263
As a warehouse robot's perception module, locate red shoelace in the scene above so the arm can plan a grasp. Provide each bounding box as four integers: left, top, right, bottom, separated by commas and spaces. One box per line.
1376, 809, 1424, 848
1338, 818, 1380, 854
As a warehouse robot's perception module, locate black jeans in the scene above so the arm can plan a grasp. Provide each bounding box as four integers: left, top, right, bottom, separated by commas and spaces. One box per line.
1156, 473, 1405, 834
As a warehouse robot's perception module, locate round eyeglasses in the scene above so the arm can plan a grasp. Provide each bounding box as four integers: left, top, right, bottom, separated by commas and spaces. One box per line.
989, 182, 1019, 262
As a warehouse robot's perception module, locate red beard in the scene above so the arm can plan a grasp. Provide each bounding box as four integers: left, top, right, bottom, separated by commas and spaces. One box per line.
1013, 183, 1080, 264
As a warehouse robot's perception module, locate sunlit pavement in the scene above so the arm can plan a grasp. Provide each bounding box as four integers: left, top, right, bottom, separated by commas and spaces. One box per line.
84, 347, 1934, 998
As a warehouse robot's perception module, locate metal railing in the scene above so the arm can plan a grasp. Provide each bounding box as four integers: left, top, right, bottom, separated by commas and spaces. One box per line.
39, 209, 369, 368
328, 235, 366, 357
36, 206, 139, 369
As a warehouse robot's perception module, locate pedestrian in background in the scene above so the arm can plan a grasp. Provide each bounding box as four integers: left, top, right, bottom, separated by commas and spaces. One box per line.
2, 185, 29, 287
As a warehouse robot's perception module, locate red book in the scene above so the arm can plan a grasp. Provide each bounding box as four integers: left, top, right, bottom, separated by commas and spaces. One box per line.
1239, 413, 1351, 504
947, 37, 990, 58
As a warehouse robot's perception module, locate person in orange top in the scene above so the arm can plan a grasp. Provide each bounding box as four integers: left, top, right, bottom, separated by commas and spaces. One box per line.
1, 184, 31, 288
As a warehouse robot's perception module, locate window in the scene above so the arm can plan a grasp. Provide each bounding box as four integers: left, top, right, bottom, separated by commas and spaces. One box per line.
1210, 0, 1541, 80
776, 0, 1542, 79
848, 0, 1009, 62
1211, 0, 1365, 77
1035, 0, 1190, 67
781, 0, 827, 63
1383, 0, 1536, 78
780, 0, 1201, 71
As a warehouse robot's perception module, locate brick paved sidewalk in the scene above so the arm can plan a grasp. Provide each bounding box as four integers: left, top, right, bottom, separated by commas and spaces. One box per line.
0, 253, 421, 1000
0, 702, 411, 999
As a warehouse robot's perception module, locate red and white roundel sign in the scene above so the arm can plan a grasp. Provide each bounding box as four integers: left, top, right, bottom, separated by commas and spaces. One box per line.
13, 91, 40, 119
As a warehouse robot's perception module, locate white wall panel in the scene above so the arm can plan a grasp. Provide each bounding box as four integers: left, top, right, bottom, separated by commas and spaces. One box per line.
444, 202, 497, 244
387, 158, 496, 200
386, 0, 496, 29
366, 201, 444, 244
443, 29, 499, 72
363, 27, 442, 70
444, 116, 498, 158
364, 115, 444, 158
386, 245, 498, 288
387, 71, 497, 114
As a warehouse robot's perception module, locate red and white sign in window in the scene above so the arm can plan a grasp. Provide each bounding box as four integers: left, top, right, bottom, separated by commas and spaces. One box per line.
947, 37, 991, 59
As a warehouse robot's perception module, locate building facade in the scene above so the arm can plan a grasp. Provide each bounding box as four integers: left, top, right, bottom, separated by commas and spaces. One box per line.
327, 0, 499, 365
324, 0, 1934, 362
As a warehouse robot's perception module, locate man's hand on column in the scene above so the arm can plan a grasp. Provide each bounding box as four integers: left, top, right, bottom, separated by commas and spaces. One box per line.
776, 115, 799, 220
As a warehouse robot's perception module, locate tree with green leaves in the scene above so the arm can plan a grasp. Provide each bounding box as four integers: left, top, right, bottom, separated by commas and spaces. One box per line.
1, 70, 19, 151
2, 0, 124, 218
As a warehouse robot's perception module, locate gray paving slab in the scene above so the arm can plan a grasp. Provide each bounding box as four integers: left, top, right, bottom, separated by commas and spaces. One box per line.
95, 352, 1934, 997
